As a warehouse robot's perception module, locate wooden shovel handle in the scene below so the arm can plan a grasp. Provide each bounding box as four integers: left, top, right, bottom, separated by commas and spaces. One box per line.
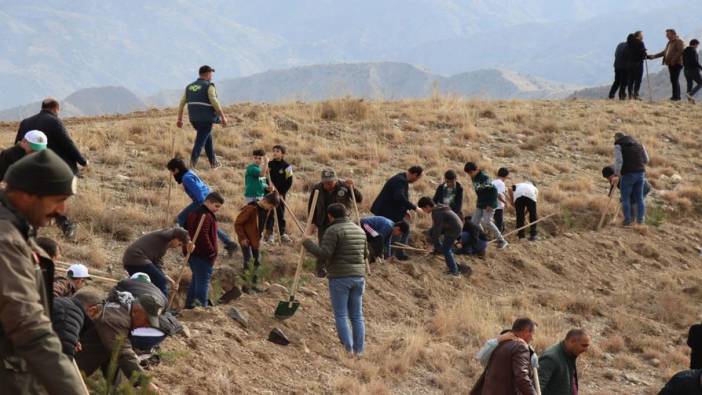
289, 190, 319, 302
281, 197, 306, 235
167, 213, 207, 309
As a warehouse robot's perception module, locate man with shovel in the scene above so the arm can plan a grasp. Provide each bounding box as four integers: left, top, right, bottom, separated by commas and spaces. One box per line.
303, 203, 368, 355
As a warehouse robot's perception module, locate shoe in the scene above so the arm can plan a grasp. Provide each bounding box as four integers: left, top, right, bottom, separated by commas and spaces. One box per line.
266, 234, 275, 243
225, 243, 238, 257
476, 250, 486, 259
281, 234, 292, 243
446, 270, 460, 277
189, 160, 197, 169
210, 159, 222, 170
395, 255, 410, 261
496, 240, 509, 250
687, 93, 696, 104
528, 235, 538, 242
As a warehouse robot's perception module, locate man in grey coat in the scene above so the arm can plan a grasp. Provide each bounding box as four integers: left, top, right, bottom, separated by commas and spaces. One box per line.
417, 196, 463, 276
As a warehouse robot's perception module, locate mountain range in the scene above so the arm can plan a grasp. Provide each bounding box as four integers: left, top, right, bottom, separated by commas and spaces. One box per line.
0, 62, 579, 121
2, 1, 702, 110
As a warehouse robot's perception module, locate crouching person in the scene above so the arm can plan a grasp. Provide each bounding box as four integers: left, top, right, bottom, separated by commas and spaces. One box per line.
456, 216, 488, 258
76, 290, 163, 393
303, 203, 367, 355
417, 197, 463, 276
359, 216, 408, 262
51, 288, 104, 360
234, 192, 280, 290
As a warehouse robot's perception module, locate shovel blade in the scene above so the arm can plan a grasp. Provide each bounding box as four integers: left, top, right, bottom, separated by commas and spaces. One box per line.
274, 299, 300, 319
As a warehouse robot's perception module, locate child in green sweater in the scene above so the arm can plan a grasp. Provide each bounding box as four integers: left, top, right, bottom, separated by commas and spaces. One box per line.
244, 149, 269, 203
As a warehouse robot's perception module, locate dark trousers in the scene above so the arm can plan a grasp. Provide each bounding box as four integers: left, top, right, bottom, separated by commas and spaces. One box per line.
493, 208, 504, 233
684, 68, 702, 97
514, 197, 537, 238
124, 263, 169, 298
626, 63, 643, 98
669, 65, 684, 100
190, 121, 216, 165
609, 68, 629, 99
265, 193, 287, 234
242, 246, 260, 283
55, 214, 74, 233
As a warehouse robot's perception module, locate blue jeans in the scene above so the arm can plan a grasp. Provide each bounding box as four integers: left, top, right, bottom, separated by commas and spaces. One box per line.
328, 277, 365, 354
391, 229, 410, 258
186, 256, 213, 308
456, 232, 487, 255
190, 121, 215, 165
620, 172, 646, 224
177, 202, 235, 247
124, 263, 168, 298
435, 235, 458, 274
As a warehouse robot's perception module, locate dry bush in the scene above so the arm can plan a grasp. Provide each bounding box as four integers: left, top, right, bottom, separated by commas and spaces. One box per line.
318, 98, 371, 121
558, 177, 594, 192
602, 335, 626, 354
652, 292, 695, 328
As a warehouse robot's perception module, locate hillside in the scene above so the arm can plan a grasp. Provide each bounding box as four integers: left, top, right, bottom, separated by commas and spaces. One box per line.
0, 98, 700, 394
3, 1, 701, 109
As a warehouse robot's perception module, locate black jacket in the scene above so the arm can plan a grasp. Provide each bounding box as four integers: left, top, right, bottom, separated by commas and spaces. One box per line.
51, 297, 86, 358
371, 172, 416, 222
689, 324, 702, 369
0, 145, 27, 181
625, 37, 647, 67
268, 159, 293, 195
433, 182, 463, 215
15, 110, 87, 174
683, 47, 702, 71
658, 369, 702, 395
615, 135, 647, 175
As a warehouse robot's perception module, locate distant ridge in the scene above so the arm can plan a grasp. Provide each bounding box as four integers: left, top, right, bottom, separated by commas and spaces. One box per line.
1, 63, 579, 121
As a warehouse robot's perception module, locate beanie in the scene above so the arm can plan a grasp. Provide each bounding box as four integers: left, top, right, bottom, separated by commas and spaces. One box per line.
4, 150, 76, 196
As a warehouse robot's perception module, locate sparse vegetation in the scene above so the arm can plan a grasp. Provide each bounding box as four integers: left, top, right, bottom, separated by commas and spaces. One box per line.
0, 98, 700, 393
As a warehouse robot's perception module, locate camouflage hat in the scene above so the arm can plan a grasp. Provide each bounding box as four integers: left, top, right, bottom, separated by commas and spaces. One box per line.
321, 168, 337, 182
135, 293, 165, 329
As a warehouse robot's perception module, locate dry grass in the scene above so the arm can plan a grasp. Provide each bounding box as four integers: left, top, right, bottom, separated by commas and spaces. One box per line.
0, 98, 700, 394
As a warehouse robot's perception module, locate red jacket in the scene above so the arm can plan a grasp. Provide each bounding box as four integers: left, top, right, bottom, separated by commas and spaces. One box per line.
186, 205, 218, 263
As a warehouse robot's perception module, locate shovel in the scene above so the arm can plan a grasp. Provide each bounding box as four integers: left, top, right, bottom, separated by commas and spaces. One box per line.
275, 189, 318, 319
597, 184, 615, 230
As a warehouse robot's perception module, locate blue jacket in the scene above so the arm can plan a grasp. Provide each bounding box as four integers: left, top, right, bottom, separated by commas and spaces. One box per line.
182, 170, 210, 204
370, 172, 416, 222
360, 216, 394, 257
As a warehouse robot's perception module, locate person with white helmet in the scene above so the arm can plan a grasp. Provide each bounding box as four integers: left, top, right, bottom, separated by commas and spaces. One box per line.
53, 263, 91, 297
0, 129, 48, 180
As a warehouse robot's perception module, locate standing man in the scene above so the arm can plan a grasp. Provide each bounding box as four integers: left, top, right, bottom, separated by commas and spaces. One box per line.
612, 132, 649, 225
471, 318, 538, 395
303, 204, 367, 355
648, 29, 685, 101
0, 150, 86, 394
538, 329, 591, 395
176, 65, 228, 169
609, 35, 630, 100
626, 31, 647, 100
370, 166, 423, 260
15, 98, 88, 238
0, 130, 48, 180
308, 168, 362, 275
464, 162, 508, 249
683, 39, 702, 103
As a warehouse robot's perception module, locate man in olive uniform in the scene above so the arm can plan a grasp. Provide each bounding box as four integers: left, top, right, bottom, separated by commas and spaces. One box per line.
0, 150, 86, 394
307, 168, 362, 276
176, 65, 228, 169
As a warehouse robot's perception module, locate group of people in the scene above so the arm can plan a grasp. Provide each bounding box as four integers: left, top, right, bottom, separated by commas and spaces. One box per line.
609, 28, 702, 103
0, 62, 687, 394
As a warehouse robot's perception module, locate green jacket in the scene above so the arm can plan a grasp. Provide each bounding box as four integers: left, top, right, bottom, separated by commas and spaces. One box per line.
0, 193, 85, 395
244, 163, 268, 198
303, 218, 367, 278
538, 341, 578, 395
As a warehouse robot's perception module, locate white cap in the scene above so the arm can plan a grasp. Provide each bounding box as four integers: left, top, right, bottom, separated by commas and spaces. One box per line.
23, 130, 48, 151
67, 263, 90, 279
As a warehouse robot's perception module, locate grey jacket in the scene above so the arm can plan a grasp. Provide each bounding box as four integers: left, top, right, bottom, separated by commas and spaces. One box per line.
429, 204, 463, 244
303, 218, 367, 278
